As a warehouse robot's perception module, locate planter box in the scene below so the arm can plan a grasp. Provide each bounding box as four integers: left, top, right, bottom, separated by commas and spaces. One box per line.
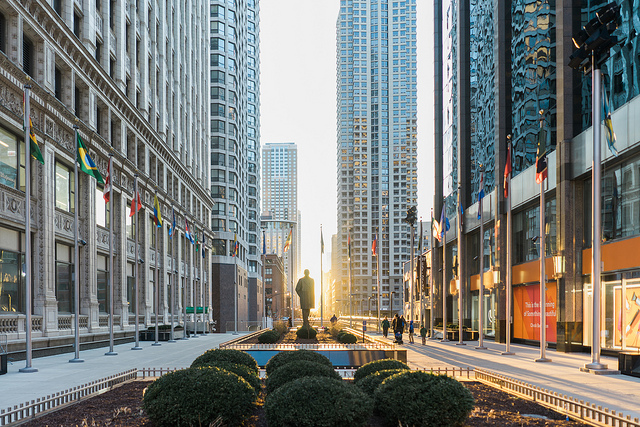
140, 329, 184, 341
619, 352, 640, 378
443, 330, 479, 341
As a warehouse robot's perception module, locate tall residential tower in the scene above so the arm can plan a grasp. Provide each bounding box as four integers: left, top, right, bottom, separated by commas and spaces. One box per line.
335, 0, 418, 317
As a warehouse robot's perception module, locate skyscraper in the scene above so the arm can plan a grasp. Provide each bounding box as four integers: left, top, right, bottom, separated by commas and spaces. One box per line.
336, 0, 418, 317
209, 0, 262, 330
261, 143, 300, 291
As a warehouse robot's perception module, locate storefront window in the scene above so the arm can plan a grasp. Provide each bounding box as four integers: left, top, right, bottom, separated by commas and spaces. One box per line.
0, 227, 24, 313
513, 198, 556, 264
126, 262, 135, 313
55, 243, 74, 313
97, 255, 108, 313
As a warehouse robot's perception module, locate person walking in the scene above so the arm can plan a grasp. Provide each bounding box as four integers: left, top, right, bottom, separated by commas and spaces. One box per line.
381, 316, 390, 338
420, 324, 427, 345
408, 320, 415, 343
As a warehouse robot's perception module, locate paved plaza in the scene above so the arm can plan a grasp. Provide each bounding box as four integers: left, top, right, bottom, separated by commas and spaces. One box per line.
1, 332, 640, 422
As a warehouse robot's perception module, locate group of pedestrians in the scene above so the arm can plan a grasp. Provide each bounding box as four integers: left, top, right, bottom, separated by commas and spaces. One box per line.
380, 314, 428, 345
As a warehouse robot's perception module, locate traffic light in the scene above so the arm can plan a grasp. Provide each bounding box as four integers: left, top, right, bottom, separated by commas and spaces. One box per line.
405, 206, 417, 226
568, 2, 620, 72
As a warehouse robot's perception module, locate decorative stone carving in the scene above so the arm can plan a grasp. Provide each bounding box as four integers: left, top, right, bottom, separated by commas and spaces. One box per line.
54, 210, 75, 239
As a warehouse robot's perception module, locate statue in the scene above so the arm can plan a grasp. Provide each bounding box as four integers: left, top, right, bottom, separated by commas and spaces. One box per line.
295, 269, 315, 327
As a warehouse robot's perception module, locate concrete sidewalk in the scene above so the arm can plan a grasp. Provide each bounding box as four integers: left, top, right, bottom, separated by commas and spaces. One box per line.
2, 331, 640, 424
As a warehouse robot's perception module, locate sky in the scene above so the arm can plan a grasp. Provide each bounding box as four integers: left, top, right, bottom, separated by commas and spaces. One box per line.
260, 0, 434, 290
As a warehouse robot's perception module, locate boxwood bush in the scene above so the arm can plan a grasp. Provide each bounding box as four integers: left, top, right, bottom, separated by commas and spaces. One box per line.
353, 358, 409, 384
143, 367, 256, 427
190, 348, 258, 374
188, 360, 260, 395
273, 320, 289, 336
338, 332, 358, 343
258, 329, 280, 343
265, 349, 332, 376
356, 368, 407, 397
374, 371, 474, 427
266, 359, 341, 394
296, 324, 317, 339
265, 376, 373, 427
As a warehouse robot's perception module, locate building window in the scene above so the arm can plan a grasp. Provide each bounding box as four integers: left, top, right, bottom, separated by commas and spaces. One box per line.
212, 219, 226, 231
211, 152, 225, 166
96, 187, 110, 228
211, 70, 225, 83
54, 66, 63, 100
211, 21, 225, 35
0, 127, 26, 190
212, 239, 226, 255
210, 4, 225, 18
210, 54, 225, 68
55, 161, 75, 212
0, 227, 24, 313
211, 120, 225, 134
211, 87, 225, 101
97, 255, 108, 313
73, 12, 81, 38
127, 262, 135, 313
0, 12, 6, 53
23, 34, 34, 77
55, 243, 74, 313
210, 37, 225, 51
211, 185, 226, 199
149, 215, 157, 247
126, 204, 135, 239
211, 169, 225, 182
211, 103, 225, 117
213, 202, 226, 215
54, 0, 63, 16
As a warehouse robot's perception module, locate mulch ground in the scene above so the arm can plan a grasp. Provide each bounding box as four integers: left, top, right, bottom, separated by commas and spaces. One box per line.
22, 378, 589, 426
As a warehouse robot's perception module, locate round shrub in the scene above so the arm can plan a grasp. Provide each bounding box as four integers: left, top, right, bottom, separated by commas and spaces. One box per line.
296, 325, 317, 339
265, 376, 373, 427
356, 368, 407, 397
188, 360, 260, 394
143, 367, 256, 427
265, 349, 332, 376
266, 359, 341, 393
338, 332, 358, 343
374, 371, 474, 427
353, 358, 410, 384
258, 329, 280, 344
191, 348, 258, 374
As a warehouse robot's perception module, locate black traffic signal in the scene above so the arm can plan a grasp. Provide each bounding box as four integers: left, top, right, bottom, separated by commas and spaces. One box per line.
405, 206, 417, 226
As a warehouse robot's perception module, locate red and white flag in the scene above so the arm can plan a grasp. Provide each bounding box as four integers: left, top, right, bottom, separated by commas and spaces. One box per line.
129, 190, 142, 217
103, 157, 112, 203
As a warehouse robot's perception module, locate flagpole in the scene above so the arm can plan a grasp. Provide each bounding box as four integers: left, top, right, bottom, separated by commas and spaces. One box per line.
536, 112, 551, 363
69, 126, 84, 363
200, 234, 205, 336
476, 166, 487, 349
190, 222, 198, 338
182, 221, 189, 340
429, 209, 436, 340
456, 187, 466, 347
503, 136, 515, 355
320, 225, 324, 328
348, 229, 352, 328
169, 205, 176, 343
377, 227, 381, 333
234, 242, 238, 334
410, 220, 415, 325
19, 84, 37, 373
105, 155, 117, 355
132, 175, 142, 350
152, 190, 160, 346
441, 201, 449, 343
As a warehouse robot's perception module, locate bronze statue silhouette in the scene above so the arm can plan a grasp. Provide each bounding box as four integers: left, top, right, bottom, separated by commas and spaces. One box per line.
295, 269, 315, 327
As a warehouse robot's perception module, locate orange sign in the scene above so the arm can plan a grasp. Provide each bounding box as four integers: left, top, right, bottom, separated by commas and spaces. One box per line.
513, 282, 557, 343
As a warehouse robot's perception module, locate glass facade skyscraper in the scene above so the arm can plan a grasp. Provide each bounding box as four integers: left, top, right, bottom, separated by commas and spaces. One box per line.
209, 0, 262, 329
336, 0, 418, 316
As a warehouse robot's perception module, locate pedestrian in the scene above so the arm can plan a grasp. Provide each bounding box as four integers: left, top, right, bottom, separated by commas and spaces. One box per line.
393, 314, 404, 344
381, 316, 390, 338
420, 324, 427, 345
399, 315, 407, 333
330, 313, 338, 325
287, 317, 292, 328
408, 320, 415, 343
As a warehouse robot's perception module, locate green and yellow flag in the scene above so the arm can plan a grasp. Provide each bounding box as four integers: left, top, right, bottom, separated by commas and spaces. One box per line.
29, 119, 44, 164
76, 133, 104, 184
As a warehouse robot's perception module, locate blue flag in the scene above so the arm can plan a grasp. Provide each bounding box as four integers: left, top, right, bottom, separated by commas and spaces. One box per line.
263, 230, 266, 255
478, 170, 485, 220
168, 207, 176, 238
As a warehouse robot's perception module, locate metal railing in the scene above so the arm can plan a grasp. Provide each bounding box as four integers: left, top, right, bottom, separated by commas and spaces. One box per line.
474, 368, 640, 427
0, 369, 137, 426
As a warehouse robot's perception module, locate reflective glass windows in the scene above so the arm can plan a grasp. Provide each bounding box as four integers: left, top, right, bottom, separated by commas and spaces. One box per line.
55, 243, 74, 313
55, 161, 75, 212
0, 227, 23, 313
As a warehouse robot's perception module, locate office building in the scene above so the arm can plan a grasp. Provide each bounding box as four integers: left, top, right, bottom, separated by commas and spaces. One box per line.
336, 0, 418, 317
261, 142, 300, 296
0, 0, 212, 354
431, 0, 640, 354
209, 0, 262, 331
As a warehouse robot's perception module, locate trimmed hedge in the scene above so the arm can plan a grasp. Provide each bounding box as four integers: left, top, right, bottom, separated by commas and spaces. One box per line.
353, 358, 410, 384
266, 359, 341, 394
265, 349, 332, 376
190, 349, 258, 374
188, 360, 260, 394
265, 376, 373, 427
374, 371, 474, 426
143, 367, 256, 427
356, 368, 407, 397
338, 332, 357, 343
258, 329, 280, 343
296, 324, 317, 339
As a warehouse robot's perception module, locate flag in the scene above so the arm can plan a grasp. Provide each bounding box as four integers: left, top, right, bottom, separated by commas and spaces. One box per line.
347, 230, 352, 258
77, 133, 104, 184
262, 230, 266, 255
195, 227, 200, 253
439, 205, 450, 240
153, 194, 162, 227
202, 233, 206, 258
103, 157, 112, 203
28, 118, 44, 165
478, 170, 485, 220
432, 212, 441, 242
504, 138, 512, 198
231, 233, 239, 257
168, 207, 176, 238
371, 234, 377, 256
536, 115, 548, 184
185, 219, 195, 244
283, 228, 292, 253
129, 190, 142, 217
603, 83, 618, 156
418, 221, 423, 253
321, 229, 325, 254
